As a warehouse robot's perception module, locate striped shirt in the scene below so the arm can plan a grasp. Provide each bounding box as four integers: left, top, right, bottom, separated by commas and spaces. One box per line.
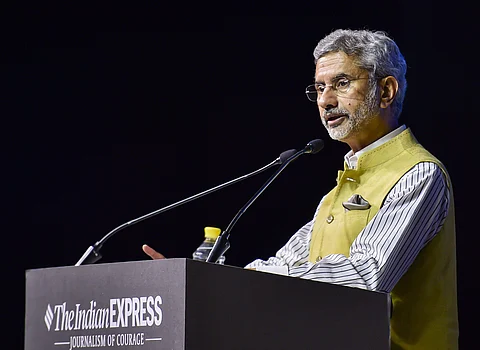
245, 126, 450, 293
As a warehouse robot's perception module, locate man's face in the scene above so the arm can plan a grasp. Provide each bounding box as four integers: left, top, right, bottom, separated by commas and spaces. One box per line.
314, 51, 380, 146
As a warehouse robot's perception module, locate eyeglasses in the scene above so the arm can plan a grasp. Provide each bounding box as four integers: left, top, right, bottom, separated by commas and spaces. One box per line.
305, 77, 369, 102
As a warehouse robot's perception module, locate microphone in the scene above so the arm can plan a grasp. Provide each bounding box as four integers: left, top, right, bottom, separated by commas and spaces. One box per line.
74, 148, 298, 266
206, 139, 324, 263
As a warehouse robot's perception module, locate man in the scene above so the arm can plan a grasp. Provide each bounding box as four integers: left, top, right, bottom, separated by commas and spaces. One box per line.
143, 29, 458, 349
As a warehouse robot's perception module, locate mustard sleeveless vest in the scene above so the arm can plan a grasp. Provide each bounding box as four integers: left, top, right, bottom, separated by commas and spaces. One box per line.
308, 128, 458, 349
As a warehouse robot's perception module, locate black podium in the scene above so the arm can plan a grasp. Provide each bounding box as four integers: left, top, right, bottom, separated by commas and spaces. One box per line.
25, 259, 390, 349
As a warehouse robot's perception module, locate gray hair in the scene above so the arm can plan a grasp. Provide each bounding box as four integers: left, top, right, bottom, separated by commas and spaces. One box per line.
313, 29, 407, 121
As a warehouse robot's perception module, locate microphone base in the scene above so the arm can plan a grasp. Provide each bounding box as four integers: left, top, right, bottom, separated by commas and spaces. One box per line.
75, 245, 103, 266
206, 233, 230, 263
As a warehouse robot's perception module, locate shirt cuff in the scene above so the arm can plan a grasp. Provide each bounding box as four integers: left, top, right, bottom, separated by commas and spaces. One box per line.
255, 265, 289, 276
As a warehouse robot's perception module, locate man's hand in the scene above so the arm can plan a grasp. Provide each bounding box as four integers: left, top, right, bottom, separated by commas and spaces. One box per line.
142, 244, 166, 260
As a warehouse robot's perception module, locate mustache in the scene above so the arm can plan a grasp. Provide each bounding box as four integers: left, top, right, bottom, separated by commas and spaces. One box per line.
322, 108, 350, 118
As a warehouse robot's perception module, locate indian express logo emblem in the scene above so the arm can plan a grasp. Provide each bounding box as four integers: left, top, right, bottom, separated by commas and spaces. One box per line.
45, 304, 54, 331
44, 295, 163, 349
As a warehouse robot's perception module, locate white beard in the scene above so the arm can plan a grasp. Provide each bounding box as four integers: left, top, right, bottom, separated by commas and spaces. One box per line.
322, 84, 380, 141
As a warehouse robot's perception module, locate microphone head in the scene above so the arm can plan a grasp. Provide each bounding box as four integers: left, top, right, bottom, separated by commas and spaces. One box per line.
279, 149, 297, 164
304, 139, 324, 154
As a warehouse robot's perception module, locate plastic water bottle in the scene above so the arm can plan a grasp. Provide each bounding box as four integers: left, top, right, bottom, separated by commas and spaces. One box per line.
192, 227, 226, 264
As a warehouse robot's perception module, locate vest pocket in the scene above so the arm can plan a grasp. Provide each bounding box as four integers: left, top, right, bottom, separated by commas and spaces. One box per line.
343, 209, 371, 244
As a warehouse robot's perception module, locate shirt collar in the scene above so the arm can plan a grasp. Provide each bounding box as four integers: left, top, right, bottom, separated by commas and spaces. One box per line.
344, 124, 407, 169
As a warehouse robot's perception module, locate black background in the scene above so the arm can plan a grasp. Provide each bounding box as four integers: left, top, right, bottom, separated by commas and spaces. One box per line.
4, 4, 475, 349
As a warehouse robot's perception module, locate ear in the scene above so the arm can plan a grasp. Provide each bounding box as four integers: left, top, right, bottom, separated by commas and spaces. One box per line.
379, 76, 398, 109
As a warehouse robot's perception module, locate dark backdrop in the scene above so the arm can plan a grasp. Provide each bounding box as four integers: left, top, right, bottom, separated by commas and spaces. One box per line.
5, 7, 475, 349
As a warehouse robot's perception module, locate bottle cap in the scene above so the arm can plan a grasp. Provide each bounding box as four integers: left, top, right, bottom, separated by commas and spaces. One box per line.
204, 226, 221, 239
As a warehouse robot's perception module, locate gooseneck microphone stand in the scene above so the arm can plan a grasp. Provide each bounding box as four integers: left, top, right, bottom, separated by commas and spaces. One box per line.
75, 149, 297, 266
206, 139, 324, 263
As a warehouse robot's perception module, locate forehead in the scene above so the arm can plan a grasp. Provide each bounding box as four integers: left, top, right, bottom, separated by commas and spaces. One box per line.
314, 51, 362, 82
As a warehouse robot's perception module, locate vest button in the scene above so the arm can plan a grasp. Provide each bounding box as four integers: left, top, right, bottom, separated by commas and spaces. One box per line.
316, 256, 322, 262
326, 214, 334, 223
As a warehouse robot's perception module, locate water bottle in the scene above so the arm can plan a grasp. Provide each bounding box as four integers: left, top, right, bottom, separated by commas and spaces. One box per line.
192, 226, 226, 264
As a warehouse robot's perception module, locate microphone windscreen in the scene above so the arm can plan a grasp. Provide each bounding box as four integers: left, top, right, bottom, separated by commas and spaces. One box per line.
306, 139, 324, 154
279, 149, 297, 164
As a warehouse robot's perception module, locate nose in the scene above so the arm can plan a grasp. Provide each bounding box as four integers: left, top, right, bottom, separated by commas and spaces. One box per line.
317, 87, 338, 110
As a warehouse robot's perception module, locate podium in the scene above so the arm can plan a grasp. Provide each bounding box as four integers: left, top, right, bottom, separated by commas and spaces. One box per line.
25, 259, 390, 349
